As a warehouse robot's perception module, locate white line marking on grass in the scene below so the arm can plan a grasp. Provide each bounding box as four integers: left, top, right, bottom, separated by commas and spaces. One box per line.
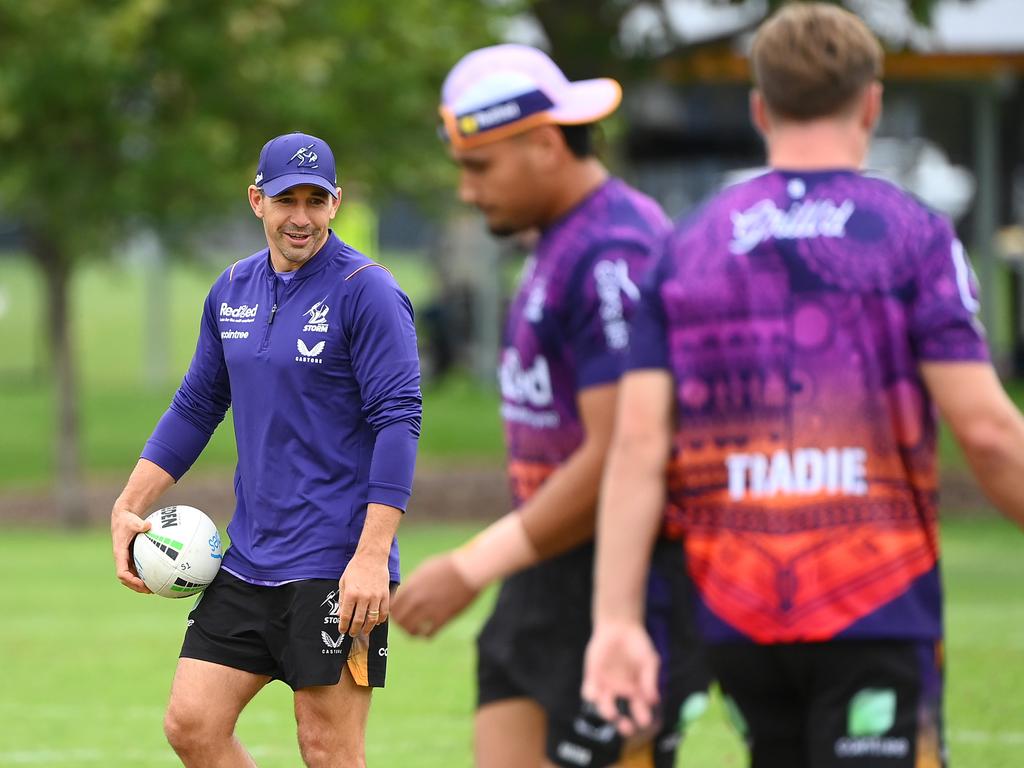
0, 704, 285, 724
0, 704, 165, 719
0, 746, 292, 764
948, 729, 1024, 745
0, 750, 104, 765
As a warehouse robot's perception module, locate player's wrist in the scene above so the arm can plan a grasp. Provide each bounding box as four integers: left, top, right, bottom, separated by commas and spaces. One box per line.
592, 614, 644, 632
450, 512, 541, 590
112, 499, 141, 519
593, 594, 646, 626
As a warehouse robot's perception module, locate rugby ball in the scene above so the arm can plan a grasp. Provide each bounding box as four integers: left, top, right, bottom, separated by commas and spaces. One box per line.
132, 505, 223, 598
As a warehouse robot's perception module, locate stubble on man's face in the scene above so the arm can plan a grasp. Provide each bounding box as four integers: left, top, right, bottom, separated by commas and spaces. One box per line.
255, 186, 338, 270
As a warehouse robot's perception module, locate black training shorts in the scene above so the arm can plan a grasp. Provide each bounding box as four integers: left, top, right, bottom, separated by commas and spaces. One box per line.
709, 639, 946, 768
180, 570, 391, 690
477, 539, 712, 768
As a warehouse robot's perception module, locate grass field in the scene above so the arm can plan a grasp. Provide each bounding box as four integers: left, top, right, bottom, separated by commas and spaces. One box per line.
3, 245, 1024, 767
0, 519, 1022, 767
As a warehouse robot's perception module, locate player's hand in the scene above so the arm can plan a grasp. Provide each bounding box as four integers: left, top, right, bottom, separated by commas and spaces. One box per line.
581, 619, 660, 736
111, 505, 152, 593
392, 553, 479, 638
338, 552, 391, 638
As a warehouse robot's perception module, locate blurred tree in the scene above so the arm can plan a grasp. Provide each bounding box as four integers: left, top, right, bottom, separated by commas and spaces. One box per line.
529, 0, 972, 79
0, 0, 508, 525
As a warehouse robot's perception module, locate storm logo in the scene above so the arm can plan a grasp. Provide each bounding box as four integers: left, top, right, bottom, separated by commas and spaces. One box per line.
304, 299, 330, 325
289, 143, 319, 168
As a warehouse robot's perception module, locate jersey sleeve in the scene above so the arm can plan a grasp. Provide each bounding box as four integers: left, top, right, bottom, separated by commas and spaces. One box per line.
141, 280, 232, 480
344, 265, 423, 512
909, 215, 990, 363
566, 242, 653, 390
626, 239, 672, 372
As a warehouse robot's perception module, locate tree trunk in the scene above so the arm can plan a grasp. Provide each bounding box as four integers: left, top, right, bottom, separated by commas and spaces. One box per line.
30, 231, 87, 527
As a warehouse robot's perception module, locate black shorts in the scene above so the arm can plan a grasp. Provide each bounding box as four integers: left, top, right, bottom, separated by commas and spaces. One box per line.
709, 639, 946, 768
180, 570, 391, 691
477, 540, 712, 768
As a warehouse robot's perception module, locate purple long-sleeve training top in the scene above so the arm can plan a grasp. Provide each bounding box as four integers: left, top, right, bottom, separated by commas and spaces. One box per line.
141, 232, 422, 583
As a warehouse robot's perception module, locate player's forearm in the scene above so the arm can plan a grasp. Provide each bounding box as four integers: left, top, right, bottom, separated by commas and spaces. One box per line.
922, 363, 1024, 529
366, 418, 419, 512
354, 503, 403, 559
141, 405, 220, 481
593, 432, 667, 625
113, 458, 175, 516
955, 410, 1024, 528
517, 436, 608, 558
449, 438, 607, 590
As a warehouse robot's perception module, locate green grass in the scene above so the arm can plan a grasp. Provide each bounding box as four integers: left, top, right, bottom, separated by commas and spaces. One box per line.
0, 255, 503, 489
0, 519, 1022, 766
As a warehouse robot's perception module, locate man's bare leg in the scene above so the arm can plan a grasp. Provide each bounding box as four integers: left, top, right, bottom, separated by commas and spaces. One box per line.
164, 658, 270, 768
293, 669, 373, 768
476, 698, 547, 768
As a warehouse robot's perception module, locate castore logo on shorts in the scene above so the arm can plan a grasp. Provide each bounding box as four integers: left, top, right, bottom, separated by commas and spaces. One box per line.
321, 631, 345, 651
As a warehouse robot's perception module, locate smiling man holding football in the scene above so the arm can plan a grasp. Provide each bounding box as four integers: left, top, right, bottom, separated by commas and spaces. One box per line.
110, 131, 422, 768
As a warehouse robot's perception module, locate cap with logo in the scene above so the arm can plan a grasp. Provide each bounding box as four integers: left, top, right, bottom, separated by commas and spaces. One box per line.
439, 44, 622, 150
254, 132, 338, 199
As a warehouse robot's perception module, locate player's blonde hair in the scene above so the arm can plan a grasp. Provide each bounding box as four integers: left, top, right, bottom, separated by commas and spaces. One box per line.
750, 2, 883, 120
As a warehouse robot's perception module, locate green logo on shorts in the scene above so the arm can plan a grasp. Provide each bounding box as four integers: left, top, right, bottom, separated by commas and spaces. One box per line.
679, 692, 710, 728
847, 688, 896, 737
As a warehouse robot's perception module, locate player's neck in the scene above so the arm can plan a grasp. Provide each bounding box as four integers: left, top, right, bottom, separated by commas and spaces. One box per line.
541, 158, 608, 229
766, 121, 868, 172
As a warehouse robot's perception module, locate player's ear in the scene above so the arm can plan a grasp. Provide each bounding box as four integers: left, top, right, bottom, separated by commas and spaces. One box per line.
248, 185, 265, 219
861, 81, 883, 133
750, 90, 771, 138
331, 187, 343, 220
526, 124, 564, 170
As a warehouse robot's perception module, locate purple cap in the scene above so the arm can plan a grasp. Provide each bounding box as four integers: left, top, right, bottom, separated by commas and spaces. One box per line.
254, 132, 338, 198
439, 44, 622, 149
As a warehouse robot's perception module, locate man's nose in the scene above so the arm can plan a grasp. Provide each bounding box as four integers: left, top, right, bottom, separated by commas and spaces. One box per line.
291, 203, 312, 227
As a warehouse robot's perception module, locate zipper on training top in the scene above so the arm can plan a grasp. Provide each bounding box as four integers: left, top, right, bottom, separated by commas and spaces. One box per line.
259, 277, 280, 352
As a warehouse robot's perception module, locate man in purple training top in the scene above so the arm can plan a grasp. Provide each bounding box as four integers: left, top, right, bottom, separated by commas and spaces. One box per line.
392, 45, 710, 767
110, 132, 421, 767
584, 5, 1024, 768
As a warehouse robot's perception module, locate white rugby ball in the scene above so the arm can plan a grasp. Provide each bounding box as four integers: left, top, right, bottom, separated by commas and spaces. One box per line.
132, 505, 223, 598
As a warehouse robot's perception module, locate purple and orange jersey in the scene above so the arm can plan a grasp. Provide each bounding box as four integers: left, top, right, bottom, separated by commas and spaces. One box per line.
501, 178, 670, 505
630, 170, 988, 644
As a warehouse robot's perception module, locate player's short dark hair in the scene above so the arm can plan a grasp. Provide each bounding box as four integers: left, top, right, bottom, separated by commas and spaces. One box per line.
751, 2, 883, 121
558, 123, 596, 159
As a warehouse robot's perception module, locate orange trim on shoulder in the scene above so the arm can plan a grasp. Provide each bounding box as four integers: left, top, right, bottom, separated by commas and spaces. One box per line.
344, 263, 392, 281
229, 260, 241, 281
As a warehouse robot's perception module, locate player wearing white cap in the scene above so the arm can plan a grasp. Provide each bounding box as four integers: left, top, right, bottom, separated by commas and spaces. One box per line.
393, 45, 710, 768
